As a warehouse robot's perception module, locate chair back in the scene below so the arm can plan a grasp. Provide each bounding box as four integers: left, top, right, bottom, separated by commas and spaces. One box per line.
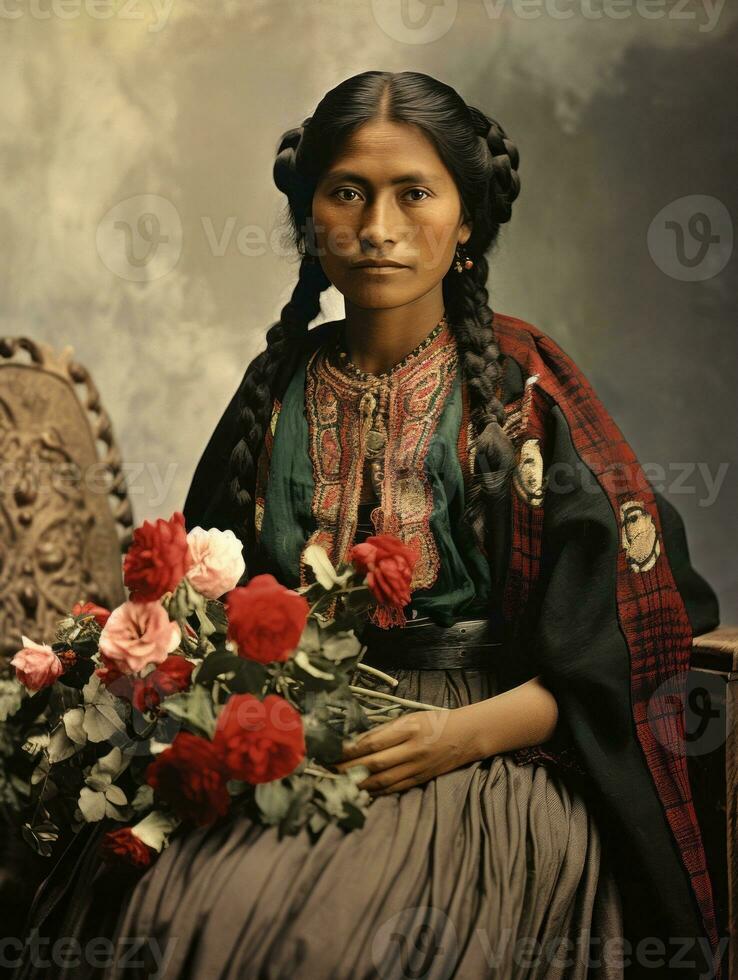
0, 337, 132, 661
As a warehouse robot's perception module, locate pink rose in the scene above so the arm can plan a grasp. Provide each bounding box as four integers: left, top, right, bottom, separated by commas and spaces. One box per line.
186, 527, 246, 599
11, 637, 63, 692
99, 601, 181, 675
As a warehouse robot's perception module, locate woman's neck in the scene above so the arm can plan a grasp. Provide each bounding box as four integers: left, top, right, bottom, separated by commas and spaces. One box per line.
342, 293, 446, 376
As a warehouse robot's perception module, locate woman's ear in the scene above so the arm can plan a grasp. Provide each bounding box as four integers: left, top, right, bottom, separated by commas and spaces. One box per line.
458, 216, 472, 246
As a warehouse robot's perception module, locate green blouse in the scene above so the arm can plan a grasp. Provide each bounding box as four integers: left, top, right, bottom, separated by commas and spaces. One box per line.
257, 336, 493, 627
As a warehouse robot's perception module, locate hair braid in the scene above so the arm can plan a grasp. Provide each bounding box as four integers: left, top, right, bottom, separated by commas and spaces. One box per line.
227, 256, 330, 563
443, 114, 522, 549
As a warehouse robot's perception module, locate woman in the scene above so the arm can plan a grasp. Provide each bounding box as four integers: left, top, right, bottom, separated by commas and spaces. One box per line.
13, 70, 723, 979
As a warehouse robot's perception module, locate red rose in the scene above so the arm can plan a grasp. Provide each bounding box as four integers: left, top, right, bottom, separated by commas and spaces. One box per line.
145, 731, 230, 826
72, 601, 111, 627
225, 575, 308, 664
123, 511, 193, 604
213, 693, 305, 784
349, 534, 419, 610
132, 655, 195, 712
100, 827, 153, 870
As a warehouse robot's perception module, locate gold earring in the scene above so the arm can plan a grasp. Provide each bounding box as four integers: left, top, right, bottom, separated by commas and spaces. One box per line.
454, 245, 474, 273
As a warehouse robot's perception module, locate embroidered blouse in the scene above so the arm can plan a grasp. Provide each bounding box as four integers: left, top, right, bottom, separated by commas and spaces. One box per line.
253, 317, 494, 628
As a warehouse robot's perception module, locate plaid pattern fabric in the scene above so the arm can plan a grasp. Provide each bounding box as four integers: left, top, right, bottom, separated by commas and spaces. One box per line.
494, 312, 719, 972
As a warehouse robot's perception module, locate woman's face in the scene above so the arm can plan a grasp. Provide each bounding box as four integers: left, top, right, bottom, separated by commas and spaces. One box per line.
311, 119, 471, 310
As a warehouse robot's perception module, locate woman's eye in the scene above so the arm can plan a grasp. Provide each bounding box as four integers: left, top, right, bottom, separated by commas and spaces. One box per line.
332, 188, 430, 203
334, 188, 362, 202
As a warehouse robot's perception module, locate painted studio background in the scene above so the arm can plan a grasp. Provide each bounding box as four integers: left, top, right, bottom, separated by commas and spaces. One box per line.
1, 0, 736, 620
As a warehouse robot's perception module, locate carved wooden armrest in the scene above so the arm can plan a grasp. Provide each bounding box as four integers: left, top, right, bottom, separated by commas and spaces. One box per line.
691, 627, 738, 673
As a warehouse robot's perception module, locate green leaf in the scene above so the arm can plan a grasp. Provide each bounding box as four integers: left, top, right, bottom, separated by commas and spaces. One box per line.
304, 720, 344, 766
0, 678, 25, 721
63, 708, 87, 746
194, 649, 244, 686
227, 660, 268, 695
78, 787, 106, 822
160, 686, 216, 739
320, 630, 362, 664
204, 600, 228, 634
339, 801, 368, 831
105, 784, 128, 806
47, 725, 79, 763
302, 544, 341, 590
291, 651, 338, 692
130, 784, 155, 813
82, 704, 126, 743
254, 779, 294, 825
22, 820, 59, 857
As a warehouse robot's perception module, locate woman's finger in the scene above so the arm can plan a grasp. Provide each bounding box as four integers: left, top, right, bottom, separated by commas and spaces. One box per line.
334, 740, 414, 776
340, 717, 414, 760
357, 761, 423, 794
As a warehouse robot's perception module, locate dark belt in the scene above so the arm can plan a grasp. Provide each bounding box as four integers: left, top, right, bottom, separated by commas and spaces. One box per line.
357, 615, 503, 671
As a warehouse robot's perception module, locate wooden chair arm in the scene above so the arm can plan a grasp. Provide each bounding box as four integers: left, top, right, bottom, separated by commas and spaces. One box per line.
692, 627, 738, 673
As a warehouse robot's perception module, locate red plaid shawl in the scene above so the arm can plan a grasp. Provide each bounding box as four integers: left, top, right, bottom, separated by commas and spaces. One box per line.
494, 312, 720, 974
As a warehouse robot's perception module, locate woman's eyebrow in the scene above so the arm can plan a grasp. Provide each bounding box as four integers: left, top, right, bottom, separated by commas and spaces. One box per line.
323, 169, 441, 185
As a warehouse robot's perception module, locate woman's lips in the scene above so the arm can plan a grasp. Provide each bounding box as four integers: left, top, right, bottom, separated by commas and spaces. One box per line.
350, 265, 410, 273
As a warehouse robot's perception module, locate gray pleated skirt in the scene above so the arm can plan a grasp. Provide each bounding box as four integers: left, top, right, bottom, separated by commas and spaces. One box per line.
87, 666, 625, 980
15, 668, 624, 980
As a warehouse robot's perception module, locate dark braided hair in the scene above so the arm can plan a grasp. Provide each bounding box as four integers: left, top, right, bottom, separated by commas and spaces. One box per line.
227, 70, 521, 566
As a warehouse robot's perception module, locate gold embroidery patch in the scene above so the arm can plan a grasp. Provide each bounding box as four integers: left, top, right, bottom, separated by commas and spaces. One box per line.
620, 499, 661, 572
513, 437, 546, 507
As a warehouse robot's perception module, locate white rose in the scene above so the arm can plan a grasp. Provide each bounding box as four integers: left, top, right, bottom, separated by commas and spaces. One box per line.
185, 526, 246, 599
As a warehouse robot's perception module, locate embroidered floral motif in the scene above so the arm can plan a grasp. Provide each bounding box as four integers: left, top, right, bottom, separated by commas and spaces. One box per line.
301, 321, 459, 626
457, 380, 476, 488
254, 398, 282, 538
503, 374, 547, 508
619, 499, 661, 572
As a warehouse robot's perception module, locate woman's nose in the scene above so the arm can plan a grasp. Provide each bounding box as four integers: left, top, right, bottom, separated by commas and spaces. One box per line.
358, 198, 399, 249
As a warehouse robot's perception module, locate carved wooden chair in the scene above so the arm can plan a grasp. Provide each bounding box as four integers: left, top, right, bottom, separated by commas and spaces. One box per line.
688, 628, 737, 975
0, 336, 133, 941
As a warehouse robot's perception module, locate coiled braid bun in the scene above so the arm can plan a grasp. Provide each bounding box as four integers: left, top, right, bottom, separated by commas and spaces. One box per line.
483, 116, 521, 224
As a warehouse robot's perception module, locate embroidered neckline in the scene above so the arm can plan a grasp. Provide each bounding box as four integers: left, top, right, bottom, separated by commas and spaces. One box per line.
301, 318, 459, 627
333, 313, 449, 383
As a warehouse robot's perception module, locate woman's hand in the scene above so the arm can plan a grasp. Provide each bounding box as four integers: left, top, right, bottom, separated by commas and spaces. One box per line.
334, 705, 483, 795
334, 675, 560, 795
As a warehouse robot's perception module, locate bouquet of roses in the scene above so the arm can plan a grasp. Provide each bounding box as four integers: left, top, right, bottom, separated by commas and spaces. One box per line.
0, 512, 426, 872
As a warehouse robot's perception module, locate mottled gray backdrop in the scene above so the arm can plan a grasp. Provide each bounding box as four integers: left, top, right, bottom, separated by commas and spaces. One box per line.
2, 0, 736, 619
